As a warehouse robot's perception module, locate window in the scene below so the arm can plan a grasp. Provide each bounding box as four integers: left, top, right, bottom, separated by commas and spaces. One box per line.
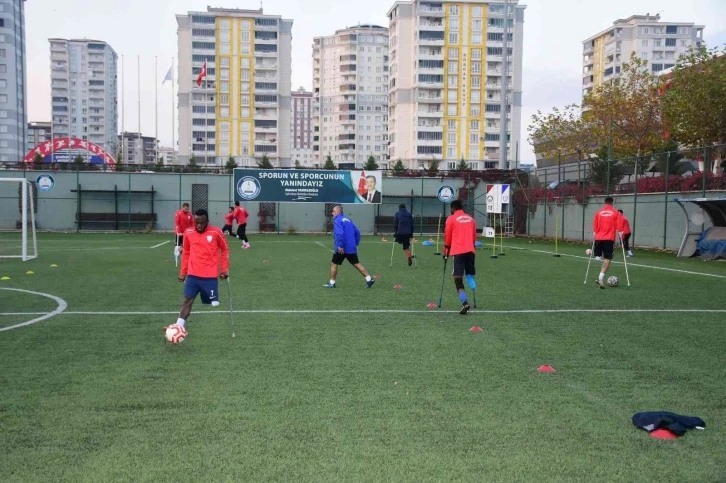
472, 33, 482, 45
0, 65, 5, 73
220, 81, 229, 92
448, 120, 457, 130
472, 49, 482, 60
447, 147, 456, 158
470, 105, 480, 116
0, 94, 6, 103
679, 39, 689, 48
653, 39, 662, 47
471, 90, 480, 103
448, 48, 458, 59
448, 33, 458, 44
680, 27, 691, 35
448, 61, 458, 72
447, 104, 457, 116
640, 52, 648, 60
663, 38, 677, 47
472, 6, 483, 17
447, 132, 456, 144
651, 63, 664, 73
448, 75, 458, 88
471, 76, 481, 88
449, 5, 459, 15
0, 80, 6, 88
470, 133, 479, 144
220, 69, 229, 80
0, 110, 6, 118
449, 18, 459, 31
447, 90, 457, 102
0, 49, 5, 58
471, 62, 481, 74
472, 20, 482, 32
641, 27, 649, 34
241, 69, 250, 80
240, 31, 250, 43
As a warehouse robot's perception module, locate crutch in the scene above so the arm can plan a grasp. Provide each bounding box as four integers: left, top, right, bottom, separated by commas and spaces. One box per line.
389, 239, 395, 268
174, 234, 180, 267
225, 276, 237, 338
620, 234, 631, 287
437, 256, 449, 308
411, 236, 418, 268
583, 239, 596, 284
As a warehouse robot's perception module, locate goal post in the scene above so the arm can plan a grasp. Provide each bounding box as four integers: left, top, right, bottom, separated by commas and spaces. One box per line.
0, 178, 38, 261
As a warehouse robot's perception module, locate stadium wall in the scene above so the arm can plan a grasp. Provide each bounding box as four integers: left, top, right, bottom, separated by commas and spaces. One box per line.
0, 171, 491, 234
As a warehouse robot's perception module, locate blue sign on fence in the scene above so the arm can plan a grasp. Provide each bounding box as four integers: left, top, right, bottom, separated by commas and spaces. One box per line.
233, 169, 383, 204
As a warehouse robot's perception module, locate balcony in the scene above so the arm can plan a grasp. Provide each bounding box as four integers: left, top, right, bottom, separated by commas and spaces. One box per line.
418, 109, 443, 118
254, 49, 278, 57
255, 61, 278, 70
339, 84, 357, 93
418, 6, 444, 16
417, 93, 442, 103
419, 20, 444, 31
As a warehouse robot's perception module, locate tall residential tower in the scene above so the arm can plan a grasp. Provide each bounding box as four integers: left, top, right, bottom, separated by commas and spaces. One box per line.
0, 0, 27, 162
49, 39, 119, 156
582, 15, 705, 98
291, 87, 313, 167
312, 24, 390, 167
387, 0, 525, 170
176, 7, 293, 167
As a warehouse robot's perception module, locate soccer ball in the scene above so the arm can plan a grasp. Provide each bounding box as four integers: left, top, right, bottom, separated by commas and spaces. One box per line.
165, 324, 187, 344
586, 248, 593, 256
607, 276, 619, 287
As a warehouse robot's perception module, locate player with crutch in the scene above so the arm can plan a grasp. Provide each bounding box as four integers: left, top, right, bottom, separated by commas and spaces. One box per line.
441, 199, 477, 314
390, 204, 415, 268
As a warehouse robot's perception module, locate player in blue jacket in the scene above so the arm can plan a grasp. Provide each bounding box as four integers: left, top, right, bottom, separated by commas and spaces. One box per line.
323, 205, 375, 289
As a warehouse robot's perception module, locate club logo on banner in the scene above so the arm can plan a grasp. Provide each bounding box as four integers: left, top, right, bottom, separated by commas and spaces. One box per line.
36, 174, 55, 192
233, 169, 383, 204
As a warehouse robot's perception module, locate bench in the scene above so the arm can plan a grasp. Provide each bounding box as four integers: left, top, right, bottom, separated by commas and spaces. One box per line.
75, 213, 157, 230
375, 216, 443, 235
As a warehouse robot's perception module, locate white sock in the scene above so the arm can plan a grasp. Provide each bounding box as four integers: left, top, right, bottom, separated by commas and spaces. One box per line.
329, 279, 336, 285
365, 275, 372, 282
176, 318, 186, 327
598, 273, 605, 281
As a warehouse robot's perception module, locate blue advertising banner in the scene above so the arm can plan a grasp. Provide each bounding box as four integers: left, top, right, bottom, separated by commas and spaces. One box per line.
233, 169, 383, 204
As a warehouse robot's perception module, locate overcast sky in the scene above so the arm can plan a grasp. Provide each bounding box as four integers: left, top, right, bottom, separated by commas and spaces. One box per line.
25, 0, 726, 164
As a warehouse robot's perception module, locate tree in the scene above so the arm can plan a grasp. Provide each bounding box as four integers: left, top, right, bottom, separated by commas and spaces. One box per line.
188, 156, 200, 172
392, 159, 406, 174
583, 53, 665, 159
323, 154, 336, 170
588, 147, 625, 190
33, 153, 44, 169
427, 158, 439, 173
649, 139, 686, 176
257, 154, 274, 169
294, 160, 302, 169
662, 46, 726, 159
364, 155, 378, 171
456, 157, 469, 171
73, 155, 84, 165
225, 155, 238, 174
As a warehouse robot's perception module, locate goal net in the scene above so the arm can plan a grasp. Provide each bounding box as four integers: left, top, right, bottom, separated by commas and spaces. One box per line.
0, 178, 38, 261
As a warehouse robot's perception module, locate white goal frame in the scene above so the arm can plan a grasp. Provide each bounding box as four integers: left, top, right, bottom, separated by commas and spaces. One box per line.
0, 178, 38, 261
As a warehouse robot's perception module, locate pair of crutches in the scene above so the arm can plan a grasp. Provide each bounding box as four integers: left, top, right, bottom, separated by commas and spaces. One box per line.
389, 235, 417, 268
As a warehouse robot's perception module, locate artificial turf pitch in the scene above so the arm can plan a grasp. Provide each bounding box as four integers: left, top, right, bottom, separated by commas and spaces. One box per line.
1, 233, 725, 482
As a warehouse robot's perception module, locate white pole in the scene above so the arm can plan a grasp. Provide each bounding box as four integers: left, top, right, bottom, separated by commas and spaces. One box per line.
121, 54, 125, 164
21, 180, 28, 261
155, 56, 158, 165
499, 0, 510, 169
171, 57, 175, 164
204, 78, 208, 166
138, 55, 141, 164
30, 180, 37, 259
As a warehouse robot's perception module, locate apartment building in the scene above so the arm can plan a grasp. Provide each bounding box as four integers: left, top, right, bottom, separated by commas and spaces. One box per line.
387, 0, 525, 170
291, 87, 313, 166
312, 24, 390, 167
27, 121, 51, 153
49, 39, 119, 156
0, 0, 27, 162
176, 7, 293, 167
582, 14, 705, 98
118, 132, 158, 164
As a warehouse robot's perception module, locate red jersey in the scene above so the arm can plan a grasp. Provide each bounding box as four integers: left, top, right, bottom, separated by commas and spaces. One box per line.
234, 206, 249, 225
593, 205, 622, 241
175, 209, 193, 235
617, 215, 631, 235
180, 225, 230, 278
224, 213, 235, 226
444, 209, 477, 256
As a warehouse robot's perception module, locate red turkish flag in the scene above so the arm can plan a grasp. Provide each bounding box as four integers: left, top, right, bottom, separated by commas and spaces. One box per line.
196, 61, 207, 87
358, 171, 367, 196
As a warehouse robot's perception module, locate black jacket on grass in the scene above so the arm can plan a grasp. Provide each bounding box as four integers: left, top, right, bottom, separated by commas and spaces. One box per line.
632, 411, 705, 436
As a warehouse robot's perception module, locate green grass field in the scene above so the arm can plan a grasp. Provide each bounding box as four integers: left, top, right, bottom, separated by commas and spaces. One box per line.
1, 232, 725, 482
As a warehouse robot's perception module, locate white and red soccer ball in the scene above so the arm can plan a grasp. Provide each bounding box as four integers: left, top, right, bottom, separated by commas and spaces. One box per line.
165, 324, 187, 344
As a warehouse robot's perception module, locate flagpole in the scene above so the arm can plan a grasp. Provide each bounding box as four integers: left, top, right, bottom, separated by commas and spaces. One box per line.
121, 54, 125, 164
171, 57, 175, 164
155, 56, 158, 165
204, 74, 208, 166
138, 54, 141, 164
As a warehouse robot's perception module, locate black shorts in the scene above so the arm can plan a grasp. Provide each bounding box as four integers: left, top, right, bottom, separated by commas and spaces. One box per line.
395, 234, 412, 250
176, 235, 183, 247
594, 240, 614, 260
452, 252, 476, 277
332, 252, 360, 266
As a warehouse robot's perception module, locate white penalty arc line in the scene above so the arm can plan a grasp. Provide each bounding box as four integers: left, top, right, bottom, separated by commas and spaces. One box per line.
0, 288, 68, 332
150, 240, 171, 249
517, 247, 726, 280
2, 308, 725, 316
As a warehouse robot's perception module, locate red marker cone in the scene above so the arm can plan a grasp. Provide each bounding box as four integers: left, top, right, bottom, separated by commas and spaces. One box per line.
263, 259, 270, 263
537, 365, 556, 373
394, 284, 402, 289
381, 237, 388, 242
470, 326, 483, 332
649, 429, 678, 440
427, 302, 438, 309
374, 274, 381, 279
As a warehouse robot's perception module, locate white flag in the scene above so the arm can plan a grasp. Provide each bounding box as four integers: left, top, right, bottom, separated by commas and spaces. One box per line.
163, 67, 173, 84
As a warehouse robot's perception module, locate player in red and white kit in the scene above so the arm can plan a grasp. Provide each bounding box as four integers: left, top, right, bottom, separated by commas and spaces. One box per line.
171, 209, 230, 333
234, 201, 251, 249
174, 203, 193, 248
617, 209, 634, 257
222, 206, 236, 237
592, 196, 623, 289
444, 199, 478, 315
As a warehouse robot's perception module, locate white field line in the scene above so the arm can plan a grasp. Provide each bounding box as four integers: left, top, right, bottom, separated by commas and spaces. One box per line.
41, 246, 152, 253
315, 241, 333, 253
150, 240, 171, 249
2, 309, 726, 317
0, 288, 67, 332
517, 247, 726, 280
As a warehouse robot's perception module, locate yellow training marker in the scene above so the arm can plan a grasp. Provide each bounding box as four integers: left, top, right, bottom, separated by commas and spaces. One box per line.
26, 271, 34, 275
1, 276, 10, 281
50, 264, 58, 268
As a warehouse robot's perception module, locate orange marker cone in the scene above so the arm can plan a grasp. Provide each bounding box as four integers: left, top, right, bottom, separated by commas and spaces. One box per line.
470, 326, 483, 332
427, 302, 438, 309
537, 365, 556, 373
394, 284, 402, 289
